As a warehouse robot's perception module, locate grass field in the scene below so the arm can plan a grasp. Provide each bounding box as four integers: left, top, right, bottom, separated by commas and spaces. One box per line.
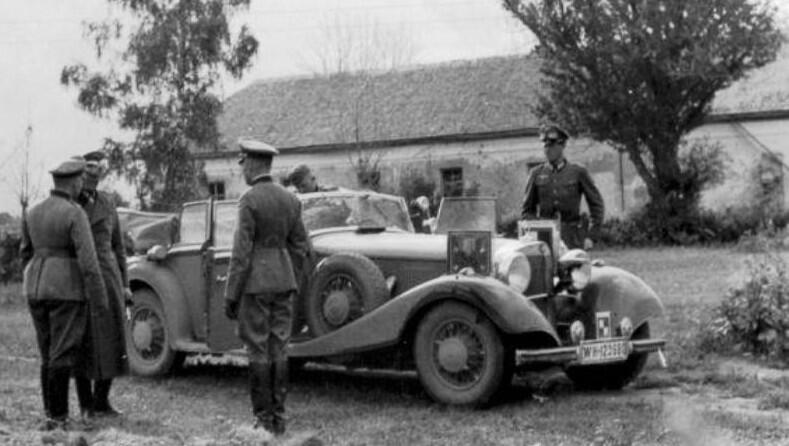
1, 247, 789, 445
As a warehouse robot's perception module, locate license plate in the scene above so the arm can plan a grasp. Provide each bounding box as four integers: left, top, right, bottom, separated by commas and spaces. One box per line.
578, 339, 630, 364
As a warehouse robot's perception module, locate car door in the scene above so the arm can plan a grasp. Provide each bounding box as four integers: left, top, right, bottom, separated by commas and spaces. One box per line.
205, 200, 243, 351
167, 201, 211, 342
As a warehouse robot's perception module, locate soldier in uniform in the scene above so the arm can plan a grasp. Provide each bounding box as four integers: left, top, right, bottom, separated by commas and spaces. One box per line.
20, 158, 109, 430
521, 125, 605, 250
286, 164, 336, 194
73, 150, 130, 418
224, 139, 310, 435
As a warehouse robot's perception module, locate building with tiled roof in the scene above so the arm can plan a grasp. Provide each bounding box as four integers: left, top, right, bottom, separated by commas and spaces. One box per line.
201, 54, 543, 152
197, 52, 789, 220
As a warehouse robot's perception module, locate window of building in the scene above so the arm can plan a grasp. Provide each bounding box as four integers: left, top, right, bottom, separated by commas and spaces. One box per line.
208, 181, 226, 200
441, 167, 464, 197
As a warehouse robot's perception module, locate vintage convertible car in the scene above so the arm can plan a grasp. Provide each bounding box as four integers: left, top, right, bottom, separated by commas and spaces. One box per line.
124, 190, 665, 406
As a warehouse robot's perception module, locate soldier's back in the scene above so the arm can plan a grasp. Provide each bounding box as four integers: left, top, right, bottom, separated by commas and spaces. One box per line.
23, 194, 93, 302
27, 195, 82, 251
243, 180, 301, 236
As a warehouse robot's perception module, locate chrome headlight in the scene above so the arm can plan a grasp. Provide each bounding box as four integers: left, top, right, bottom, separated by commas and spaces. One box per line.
494, 249, 531, 293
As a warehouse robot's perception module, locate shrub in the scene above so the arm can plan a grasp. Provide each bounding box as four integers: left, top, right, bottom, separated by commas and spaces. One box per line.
398, 167, 436, 203
704, 251, 789, 361
735, 227, 787, 253
397, 167, 440, 217
0, 233, 22, 285
597, 204, 789, 248
758, 390, 789, 410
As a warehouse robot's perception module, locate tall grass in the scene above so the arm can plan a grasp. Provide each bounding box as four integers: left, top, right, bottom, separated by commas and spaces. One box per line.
0, 281, 22, 306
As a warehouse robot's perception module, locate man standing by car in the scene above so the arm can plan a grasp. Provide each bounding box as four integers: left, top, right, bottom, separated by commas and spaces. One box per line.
521, 124, 605, 250
73, 150, 130, 419
224, 139, 310, 436
20, 158, 109, 430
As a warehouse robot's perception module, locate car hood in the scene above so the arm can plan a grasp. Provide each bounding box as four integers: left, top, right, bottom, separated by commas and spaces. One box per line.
311, 228, 524, 261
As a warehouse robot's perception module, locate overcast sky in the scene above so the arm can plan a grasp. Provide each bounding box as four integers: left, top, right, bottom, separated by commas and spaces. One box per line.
0, 0, 536, 215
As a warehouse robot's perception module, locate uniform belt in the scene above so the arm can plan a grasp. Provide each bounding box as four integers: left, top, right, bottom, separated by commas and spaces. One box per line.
256, 243, 286, 249
257, 236, 286, 249
34, 247, 76, 259
537, 214, 580, 224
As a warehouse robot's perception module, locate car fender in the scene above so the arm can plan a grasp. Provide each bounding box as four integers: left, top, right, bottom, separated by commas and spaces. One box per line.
582, 265, 664, 330
288, 275, 559, 358
128, 260, 193, 348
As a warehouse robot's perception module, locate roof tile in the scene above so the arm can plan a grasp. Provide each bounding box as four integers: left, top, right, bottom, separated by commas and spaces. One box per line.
213, 54, 542, 151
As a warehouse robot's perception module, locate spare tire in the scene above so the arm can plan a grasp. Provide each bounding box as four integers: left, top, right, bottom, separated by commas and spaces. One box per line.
304, 252, 390, 337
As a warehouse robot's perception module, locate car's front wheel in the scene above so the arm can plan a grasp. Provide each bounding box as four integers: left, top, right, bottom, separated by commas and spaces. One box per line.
564, 322, 651, 390
126, 288, 184, 377
413, 302, 513, 407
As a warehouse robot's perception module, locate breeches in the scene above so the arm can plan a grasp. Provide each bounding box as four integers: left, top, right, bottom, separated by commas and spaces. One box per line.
28, 300, 87, 369
238, 292, 294, 364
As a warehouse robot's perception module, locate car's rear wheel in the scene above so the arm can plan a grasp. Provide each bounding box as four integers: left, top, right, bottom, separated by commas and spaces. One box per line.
304, 253, 389, 337
126, 288, 184, 376
564, 322, 650, 390
413, 302, 513, 407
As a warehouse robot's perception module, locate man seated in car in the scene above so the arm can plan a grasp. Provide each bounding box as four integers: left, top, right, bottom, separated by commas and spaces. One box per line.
286, 165, 337, 194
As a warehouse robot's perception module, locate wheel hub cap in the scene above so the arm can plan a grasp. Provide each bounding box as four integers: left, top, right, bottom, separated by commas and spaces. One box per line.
323, 290, 351, 326
133, 320, 153, 351
436, 337, 469, 373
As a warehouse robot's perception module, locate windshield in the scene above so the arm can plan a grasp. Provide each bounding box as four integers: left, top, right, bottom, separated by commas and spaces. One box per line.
301, 194, 412, 232
117, 208, 176, 253
434, 197, 497, 234
212, 194, 413, 249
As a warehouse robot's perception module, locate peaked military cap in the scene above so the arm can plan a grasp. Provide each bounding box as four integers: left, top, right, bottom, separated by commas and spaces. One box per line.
238, 138, 279, 157
50, 158, 86, 177
539, 124, 569, 143
83, 150, 106, 163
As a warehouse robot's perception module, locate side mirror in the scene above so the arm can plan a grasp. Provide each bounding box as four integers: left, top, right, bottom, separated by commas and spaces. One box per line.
146, 244, 168, 261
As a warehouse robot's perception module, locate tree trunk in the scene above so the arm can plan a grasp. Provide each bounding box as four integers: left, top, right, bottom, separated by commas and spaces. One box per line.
626, 137, 696, 218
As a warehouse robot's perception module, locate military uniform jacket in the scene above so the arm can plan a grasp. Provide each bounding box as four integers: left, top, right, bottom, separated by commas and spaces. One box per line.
20, 190, 108, 308
521, 160, 605, 227
78, 190, 129, 378
225, 175, 310, 302
80, 191, 128, 301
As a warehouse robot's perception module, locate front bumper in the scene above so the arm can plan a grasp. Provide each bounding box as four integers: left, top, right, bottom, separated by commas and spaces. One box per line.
515, 338, 666, 367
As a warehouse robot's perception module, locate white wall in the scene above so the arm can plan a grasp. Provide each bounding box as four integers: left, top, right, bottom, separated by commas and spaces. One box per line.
201, 116, 789, 221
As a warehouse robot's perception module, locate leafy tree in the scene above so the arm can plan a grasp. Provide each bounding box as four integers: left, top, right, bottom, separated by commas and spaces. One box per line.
62, 0, 258, 210
504, 0, 783, 216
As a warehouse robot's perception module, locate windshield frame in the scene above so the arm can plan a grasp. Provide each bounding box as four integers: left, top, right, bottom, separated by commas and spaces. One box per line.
434, 196, 497, 234
211, 191, 415, 249
299, 191, 415, 233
